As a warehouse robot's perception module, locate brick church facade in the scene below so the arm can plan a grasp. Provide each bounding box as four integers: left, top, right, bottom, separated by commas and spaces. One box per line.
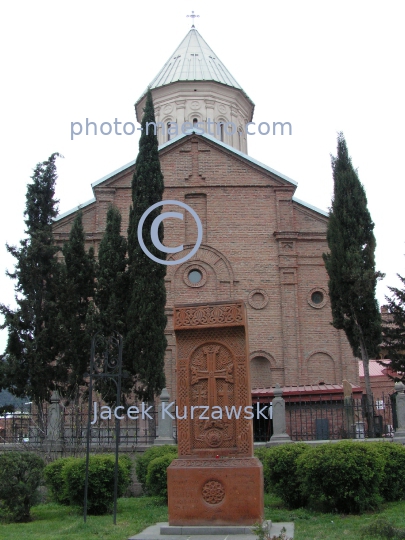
53, 27, 359, 402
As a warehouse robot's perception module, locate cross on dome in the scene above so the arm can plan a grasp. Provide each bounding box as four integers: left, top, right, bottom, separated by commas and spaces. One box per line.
186, 10, 200, 28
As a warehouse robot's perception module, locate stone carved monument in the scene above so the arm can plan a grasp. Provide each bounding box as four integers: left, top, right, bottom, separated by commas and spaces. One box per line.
267, 384, 291, 446
168, 300, 264, 526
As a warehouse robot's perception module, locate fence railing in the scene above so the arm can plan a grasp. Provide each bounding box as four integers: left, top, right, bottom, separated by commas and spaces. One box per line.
0, 402, 157, 446
0, 393, 397, 446
0, 404, 46, 444
284, 393, 394, 441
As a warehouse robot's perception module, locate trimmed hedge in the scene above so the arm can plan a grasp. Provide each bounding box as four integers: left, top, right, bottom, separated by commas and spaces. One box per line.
44, 454, 131, 514
297, 441, 385, 513
368, 443, 405, 502
44, 457, 76, 505
146, 453, 176, 498
256, 443, 310, 508
135, 445, 177, 493
63, 454, 131, 514
254, 447, 271, 492
256, 441, 405, 514
0, 451, 44, 523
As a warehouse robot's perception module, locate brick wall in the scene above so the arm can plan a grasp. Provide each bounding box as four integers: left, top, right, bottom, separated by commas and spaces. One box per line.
53, 134, 359, 400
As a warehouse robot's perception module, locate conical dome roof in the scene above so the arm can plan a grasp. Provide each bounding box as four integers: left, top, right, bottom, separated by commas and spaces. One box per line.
148, 28, 244, 91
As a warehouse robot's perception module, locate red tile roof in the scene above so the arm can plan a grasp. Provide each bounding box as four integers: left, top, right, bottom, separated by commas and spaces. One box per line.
358, 360, 397, 378
252, 384, 363, 401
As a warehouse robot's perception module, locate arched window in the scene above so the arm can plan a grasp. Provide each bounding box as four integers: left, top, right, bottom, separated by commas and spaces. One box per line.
167, 122, 171, 141
220, 122, 224, 142
193, 118, 198, 128
250, 356, 272, 388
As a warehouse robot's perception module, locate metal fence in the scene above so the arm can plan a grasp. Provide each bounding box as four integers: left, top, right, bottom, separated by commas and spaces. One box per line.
0, 402, 157, 446
1, 394, 396, 445
0, 405, 46, 444
253, 402, 272, 442
285, 393, 394, 441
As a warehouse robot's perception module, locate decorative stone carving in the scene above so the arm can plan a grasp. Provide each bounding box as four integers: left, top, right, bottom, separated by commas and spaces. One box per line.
168, 300, 264, 526
248, 289, 269, 310
174, 302, 244, 329
202, 480, 225, 504
173, 458, 258, 467
175, 327, 251, 457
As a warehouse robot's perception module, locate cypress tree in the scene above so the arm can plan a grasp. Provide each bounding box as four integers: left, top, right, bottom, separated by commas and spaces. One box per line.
383, 273, 405, 380
0, 153, 62, 418
58, 212, 96, 398
94, 205, 130, 402
323, 133, 383, 435
126, 88, 167, 402
96, 205, 128, 336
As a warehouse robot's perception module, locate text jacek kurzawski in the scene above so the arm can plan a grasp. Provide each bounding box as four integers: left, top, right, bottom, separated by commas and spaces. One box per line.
91, 402, 272, 424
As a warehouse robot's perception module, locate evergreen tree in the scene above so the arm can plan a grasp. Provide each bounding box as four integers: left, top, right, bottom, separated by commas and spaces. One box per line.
58, 212, 96, 398
94, 205, 130, 402
126, 88, 167, 402
383, 273, 405, 380
96, 205, 128, 336
323, 133, 383, 434
0, 153, 63, 416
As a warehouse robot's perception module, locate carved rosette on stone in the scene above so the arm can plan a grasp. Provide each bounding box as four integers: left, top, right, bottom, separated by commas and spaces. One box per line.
168, 300, 264, 526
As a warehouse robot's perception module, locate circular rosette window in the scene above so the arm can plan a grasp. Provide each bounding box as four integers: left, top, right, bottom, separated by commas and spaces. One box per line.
248, 289, 269, 310
183, 264, 207, 288
202, 480, 225, 505
308, 287, 328, 309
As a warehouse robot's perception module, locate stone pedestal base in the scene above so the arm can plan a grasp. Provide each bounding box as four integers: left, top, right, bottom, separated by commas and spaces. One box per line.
167, 457, 264, 526
154, 437, 176, 446
266, 433, 292, 446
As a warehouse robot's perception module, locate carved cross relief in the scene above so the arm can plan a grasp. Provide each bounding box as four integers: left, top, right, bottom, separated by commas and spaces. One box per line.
190, 344, 235, 450
180, 140, 208, 181
191, 345, 233, 406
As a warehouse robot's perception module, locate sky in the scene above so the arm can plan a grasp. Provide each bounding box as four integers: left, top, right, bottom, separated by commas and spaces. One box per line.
0, 0, 404, 354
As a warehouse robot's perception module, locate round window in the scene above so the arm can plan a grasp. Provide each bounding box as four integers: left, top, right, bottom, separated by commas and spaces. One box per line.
188, 269, 203, 284
311, 291, 324, 304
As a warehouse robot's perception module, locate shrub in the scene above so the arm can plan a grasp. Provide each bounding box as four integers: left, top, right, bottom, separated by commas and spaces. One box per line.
361, 517, 405, 539
259, 443, 310, 508
254, 446, 271, 493
135, 445, 177, 493
0, 451, 44, 523
369, 443, 405, 502
146, 453, 176, 498
62, 454, 131, 515
298, 441, 384, 513
44, 457, 76, 505
117, 454, 132, 477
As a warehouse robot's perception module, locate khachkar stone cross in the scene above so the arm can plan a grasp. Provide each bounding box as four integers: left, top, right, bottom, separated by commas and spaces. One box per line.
168, 300, 264, 527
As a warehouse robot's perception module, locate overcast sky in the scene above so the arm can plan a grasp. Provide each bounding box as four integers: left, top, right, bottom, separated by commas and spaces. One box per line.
1, 0, 404, 354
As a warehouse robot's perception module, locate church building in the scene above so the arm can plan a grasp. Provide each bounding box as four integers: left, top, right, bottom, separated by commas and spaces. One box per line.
53, 26, 360, 406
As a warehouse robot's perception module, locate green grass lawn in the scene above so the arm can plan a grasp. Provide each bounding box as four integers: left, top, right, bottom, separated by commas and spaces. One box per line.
1, 494, 405, 540
0, 497, 168, 540
266, 493, 405, 539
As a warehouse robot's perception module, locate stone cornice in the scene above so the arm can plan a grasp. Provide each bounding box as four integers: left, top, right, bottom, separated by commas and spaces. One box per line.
274, 231, 327, 241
